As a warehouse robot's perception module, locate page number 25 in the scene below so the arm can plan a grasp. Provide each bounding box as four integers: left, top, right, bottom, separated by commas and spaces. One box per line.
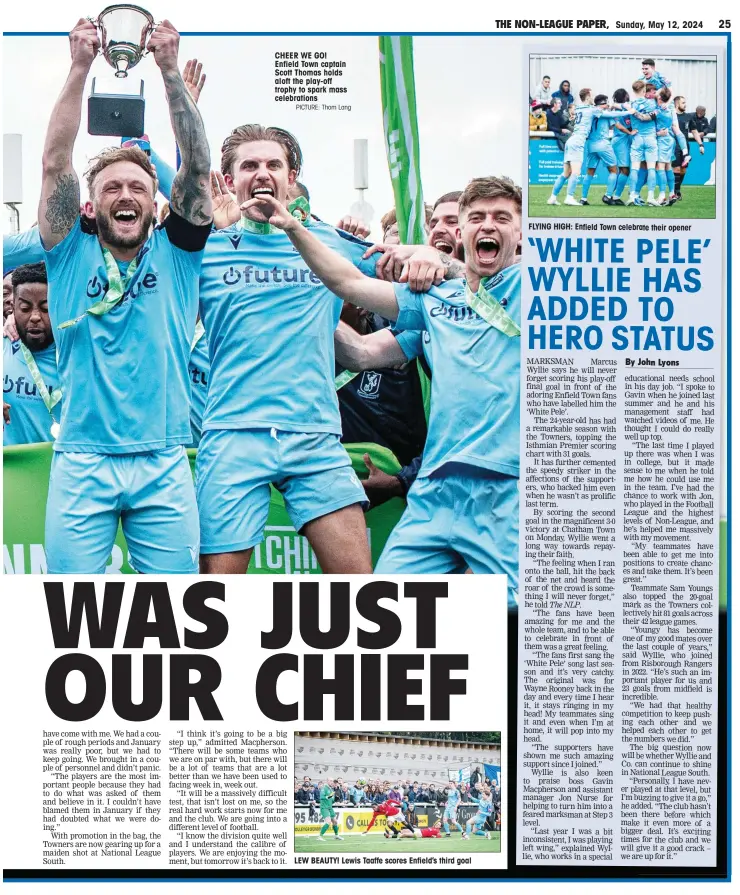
719, 19, 731, 27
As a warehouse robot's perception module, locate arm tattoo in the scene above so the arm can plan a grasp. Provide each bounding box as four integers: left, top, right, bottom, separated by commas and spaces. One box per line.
162, 69, 212, 226
45, 173, 80, 235
440, 253, 465, 280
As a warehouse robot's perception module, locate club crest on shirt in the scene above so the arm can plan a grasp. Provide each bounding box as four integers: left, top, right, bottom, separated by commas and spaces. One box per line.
359, 370, 381, 398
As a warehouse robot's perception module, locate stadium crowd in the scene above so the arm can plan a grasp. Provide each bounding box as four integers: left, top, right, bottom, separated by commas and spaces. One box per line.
293, 771, 502, 832
529, 59, 717, 207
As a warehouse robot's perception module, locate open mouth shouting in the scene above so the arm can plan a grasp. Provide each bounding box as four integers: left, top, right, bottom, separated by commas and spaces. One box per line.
475, 236, 499, 265
432, 237, 454, 254
112, 207, 140, 230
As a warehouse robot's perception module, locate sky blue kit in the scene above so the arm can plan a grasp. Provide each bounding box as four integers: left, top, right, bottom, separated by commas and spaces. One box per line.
196, 221, 375, 553
565, 104, 631, 164
630, 96, 659, 164
3, 338, 61, 445
42, 214, 206, 573
376, 264, 521, 607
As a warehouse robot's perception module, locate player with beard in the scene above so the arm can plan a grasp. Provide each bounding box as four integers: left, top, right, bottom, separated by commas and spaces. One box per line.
3, 263, 62, 445
428, 192, 463, 260
244, 177, 522, 607
196, 125, 446, 574
37, 19, 212, 573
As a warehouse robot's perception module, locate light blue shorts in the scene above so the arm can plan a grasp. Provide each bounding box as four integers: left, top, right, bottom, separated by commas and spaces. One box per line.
585, 141, 617, 170
630, 134, 658, 166
375, 463, 519, 608
472, 814, 488, 827
563, 137, 586, 164
196, 428, 368, 554
657, 133, 676, 163
612, 138, 632, 168
45, 447, 199, 574
443, 806, 459, 820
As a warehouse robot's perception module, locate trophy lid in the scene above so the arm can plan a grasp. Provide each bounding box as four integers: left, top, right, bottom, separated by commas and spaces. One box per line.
97, 4, 154, 78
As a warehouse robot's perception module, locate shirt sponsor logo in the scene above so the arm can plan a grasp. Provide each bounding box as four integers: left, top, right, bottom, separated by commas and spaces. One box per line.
221, 265, 322, 287
85, 271, 159, 302
3, 375, 48, 398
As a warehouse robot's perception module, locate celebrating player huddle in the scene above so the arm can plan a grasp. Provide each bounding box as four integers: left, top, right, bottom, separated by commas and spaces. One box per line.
3, 20, 522, 592
547, 58, 690, 209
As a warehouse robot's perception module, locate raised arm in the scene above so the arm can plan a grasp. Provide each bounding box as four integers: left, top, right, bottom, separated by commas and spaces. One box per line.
147, 22, 212, 226
334, 320, 409, 371
242, 195, 400, 319
38, 19, 99, 249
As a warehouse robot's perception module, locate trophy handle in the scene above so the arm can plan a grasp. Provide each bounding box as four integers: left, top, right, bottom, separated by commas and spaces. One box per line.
139, 19, 160, 57
86, 16, 104, 55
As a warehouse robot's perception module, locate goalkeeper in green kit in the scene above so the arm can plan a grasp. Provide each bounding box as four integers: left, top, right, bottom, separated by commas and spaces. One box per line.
317, 779, 344, 841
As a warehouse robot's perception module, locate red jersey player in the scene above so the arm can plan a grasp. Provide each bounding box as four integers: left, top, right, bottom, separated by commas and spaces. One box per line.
363, 798, 406, 834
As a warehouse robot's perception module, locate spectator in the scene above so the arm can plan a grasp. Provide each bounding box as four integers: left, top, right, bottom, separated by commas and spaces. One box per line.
546, 98, 572, 152
406, 783, 418, 806
380, 209, 400, 245
551, 79, 575, 109
333, 777, 345, 802
708, 115, 716, 134
690, 106, 711, 155
470, 766, 482, 788
531, 75, 552, 110
296, 782, 314, 805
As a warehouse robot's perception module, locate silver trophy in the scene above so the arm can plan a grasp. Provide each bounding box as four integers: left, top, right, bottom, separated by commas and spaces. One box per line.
88, 4, 154, 136
96, 4, 154, 77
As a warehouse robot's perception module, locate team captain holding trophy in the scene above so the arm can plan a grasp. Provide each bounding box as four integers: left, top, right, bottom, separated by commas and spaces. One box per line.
37, 7, 213, 573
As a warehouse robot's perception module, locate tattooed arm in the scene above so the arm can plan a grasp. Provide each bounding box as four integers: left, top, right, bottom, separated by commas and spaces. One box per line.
38, 19, 99, 249
439, 253, 465, 280
148, 21, 212, 227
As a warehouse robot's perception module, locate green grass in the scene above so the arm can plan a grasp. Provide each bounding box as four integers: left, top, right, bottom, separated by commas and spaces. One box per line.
295, 833, 500, 854
528, 184, 716, 218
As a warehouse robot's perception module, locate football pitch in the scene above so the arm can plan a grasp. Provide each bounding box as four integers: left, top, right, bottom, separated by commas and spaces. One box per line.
528, 184, 716, 218
294, 833, 501, 854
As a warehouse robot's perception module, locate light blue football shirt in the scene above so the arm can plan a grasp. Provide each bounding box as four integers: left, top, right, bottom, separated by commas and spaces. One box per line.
189, 330, 209, 447
43, 216, 204, 453
3, 227, 44, 275
632, 97, 658, 135
3, 337, 61, 445
393, 263, 520, 479
640, 70, 670, 89
199, 221, 376, 434
589, 107, 630, 142
571, 104, 631, 148
446, 788, 461, 807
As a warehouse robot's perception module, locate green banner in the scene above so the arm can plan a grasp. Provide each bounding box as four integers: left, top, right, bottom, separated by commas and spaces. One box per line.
379, 35, 426, 245
2, 442, 405, 574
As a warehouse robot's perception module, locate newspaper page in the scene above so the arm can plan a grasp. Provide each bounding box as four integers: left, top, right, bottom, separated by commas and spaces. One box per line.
1, 4, 730, 888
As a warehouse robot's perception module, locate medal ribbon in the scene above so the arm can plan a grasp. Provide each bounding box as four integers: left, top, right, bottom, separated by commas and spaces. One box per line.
191, 319, 206, 351
59, 249, 139, 329
464, 281, 521, 337
334, 369, 360, 390
19, 343, 62, 413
